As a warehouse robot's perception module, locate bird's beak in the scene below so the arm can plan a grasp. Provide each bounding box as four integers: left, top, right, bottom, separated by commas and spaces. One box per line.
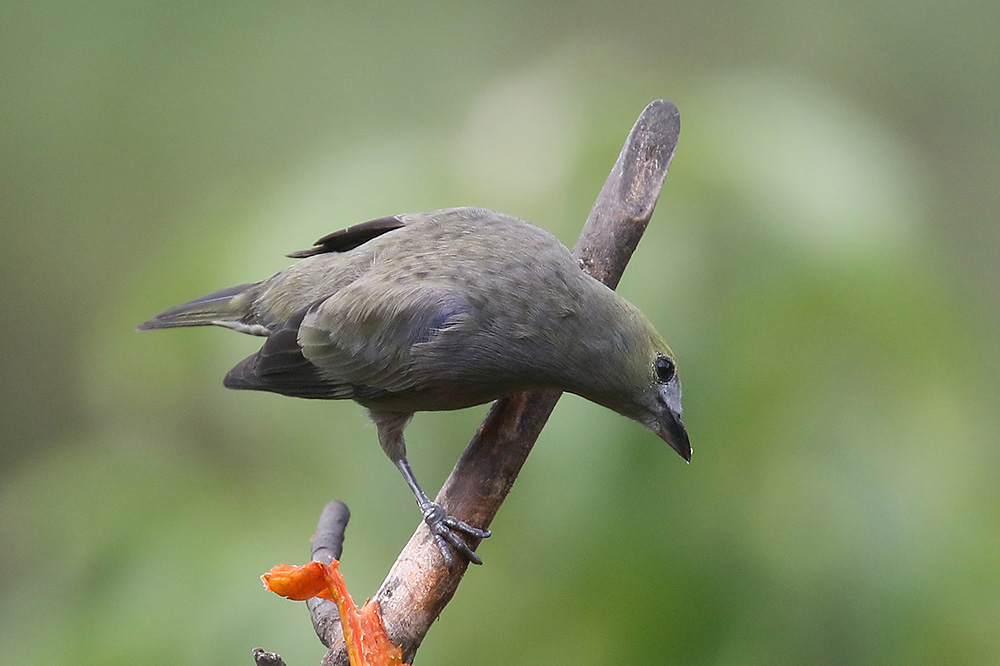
657, 408, 691, 462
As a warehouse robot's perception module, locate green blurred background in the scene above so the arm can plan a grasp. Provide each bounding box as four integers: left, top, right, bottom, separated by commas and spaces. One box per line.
2, 2, 998, 664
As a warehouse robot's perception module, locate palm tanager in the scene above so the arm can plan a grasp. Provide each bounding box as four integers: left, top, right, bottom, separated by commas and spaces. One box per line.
138, 207, 690, 564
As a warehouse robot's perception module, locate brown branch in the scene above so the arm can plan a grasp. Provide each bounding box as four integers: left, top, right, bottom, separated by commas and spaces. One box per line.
318, 99, 681, 665
252, 647, 288, 666
307, 501, 351, 647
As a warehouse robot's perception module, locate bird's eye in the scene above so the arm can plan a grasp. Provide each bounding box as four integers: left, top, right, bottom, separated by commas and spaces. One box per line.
655, 355, 675, 383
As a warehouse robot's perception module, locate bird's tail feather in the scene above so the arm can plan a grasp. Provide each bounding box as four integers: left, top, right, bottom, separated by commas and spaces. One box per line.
137, 282, 263, 333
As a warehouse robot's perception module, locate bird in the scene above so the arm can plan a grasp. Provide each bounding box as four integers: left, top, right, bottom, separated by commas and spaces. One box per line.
138, 207, 690, 565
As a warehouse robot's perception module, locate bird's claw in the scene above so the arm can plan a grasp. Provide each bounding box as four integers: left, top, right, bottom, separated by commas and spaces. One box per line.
420, 501, 491, 565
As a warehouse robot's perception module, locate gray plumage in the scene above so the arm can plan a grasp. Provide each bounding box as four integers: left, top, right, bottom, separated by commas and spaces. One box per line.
139, 207, 689, 564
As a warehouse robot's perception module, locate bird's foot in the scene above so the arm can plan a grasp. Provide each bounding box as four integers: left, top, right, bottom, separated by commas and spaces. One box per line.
420, 502, 491, 566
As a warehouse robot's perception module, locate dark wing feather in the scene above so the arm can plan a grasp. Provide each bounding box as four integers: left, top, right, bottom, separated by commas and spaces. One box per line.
223, 303, 354, 399
287, 215, 406, 258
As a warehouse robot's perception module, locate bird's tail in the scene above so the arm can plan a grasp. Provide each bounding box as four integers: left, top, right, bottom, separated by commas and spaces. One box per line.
137, 282, 266, 335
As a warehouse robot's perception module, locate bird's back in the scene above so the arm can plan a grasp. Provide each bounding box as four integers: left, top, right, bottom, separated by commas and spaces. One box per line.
248, 208, 610, 410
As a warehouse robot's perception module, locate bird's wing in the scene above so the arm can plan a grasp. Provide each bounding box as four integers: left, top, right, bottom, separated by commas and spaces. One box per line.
223, 280, 473, 401
298, 279, 473, 397
286, 215, 407, 258
224, 302, 356, 399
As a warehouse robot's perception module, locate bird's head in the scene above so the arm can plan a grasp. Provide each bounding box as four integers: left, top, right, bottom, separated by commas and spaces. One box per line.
574, 325, 691, 462
561, 292, 692, 461
638, 351, 691, 462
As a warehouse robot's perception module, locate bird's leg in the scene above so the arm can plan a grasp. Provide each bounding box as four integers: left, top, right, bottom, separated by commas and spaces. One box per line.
394, 457, 491, 566
372, 410, 491, 565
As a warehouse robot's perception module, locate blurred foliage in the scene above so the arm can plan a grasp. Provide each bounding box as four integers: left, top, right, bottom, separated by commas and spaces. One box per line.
2, 1, 998, 665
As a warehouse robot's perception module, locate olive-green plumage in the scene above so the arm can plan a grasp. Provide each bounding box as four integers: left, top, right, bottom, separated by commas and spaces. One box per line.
139, 207, 689, 564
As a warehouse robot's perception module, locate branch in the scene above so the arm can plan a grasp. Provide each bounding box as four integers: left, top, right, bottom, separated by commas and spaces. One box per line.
307, 501, 351, 647
319, 99, 681, 665
252, 648, 288, 666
